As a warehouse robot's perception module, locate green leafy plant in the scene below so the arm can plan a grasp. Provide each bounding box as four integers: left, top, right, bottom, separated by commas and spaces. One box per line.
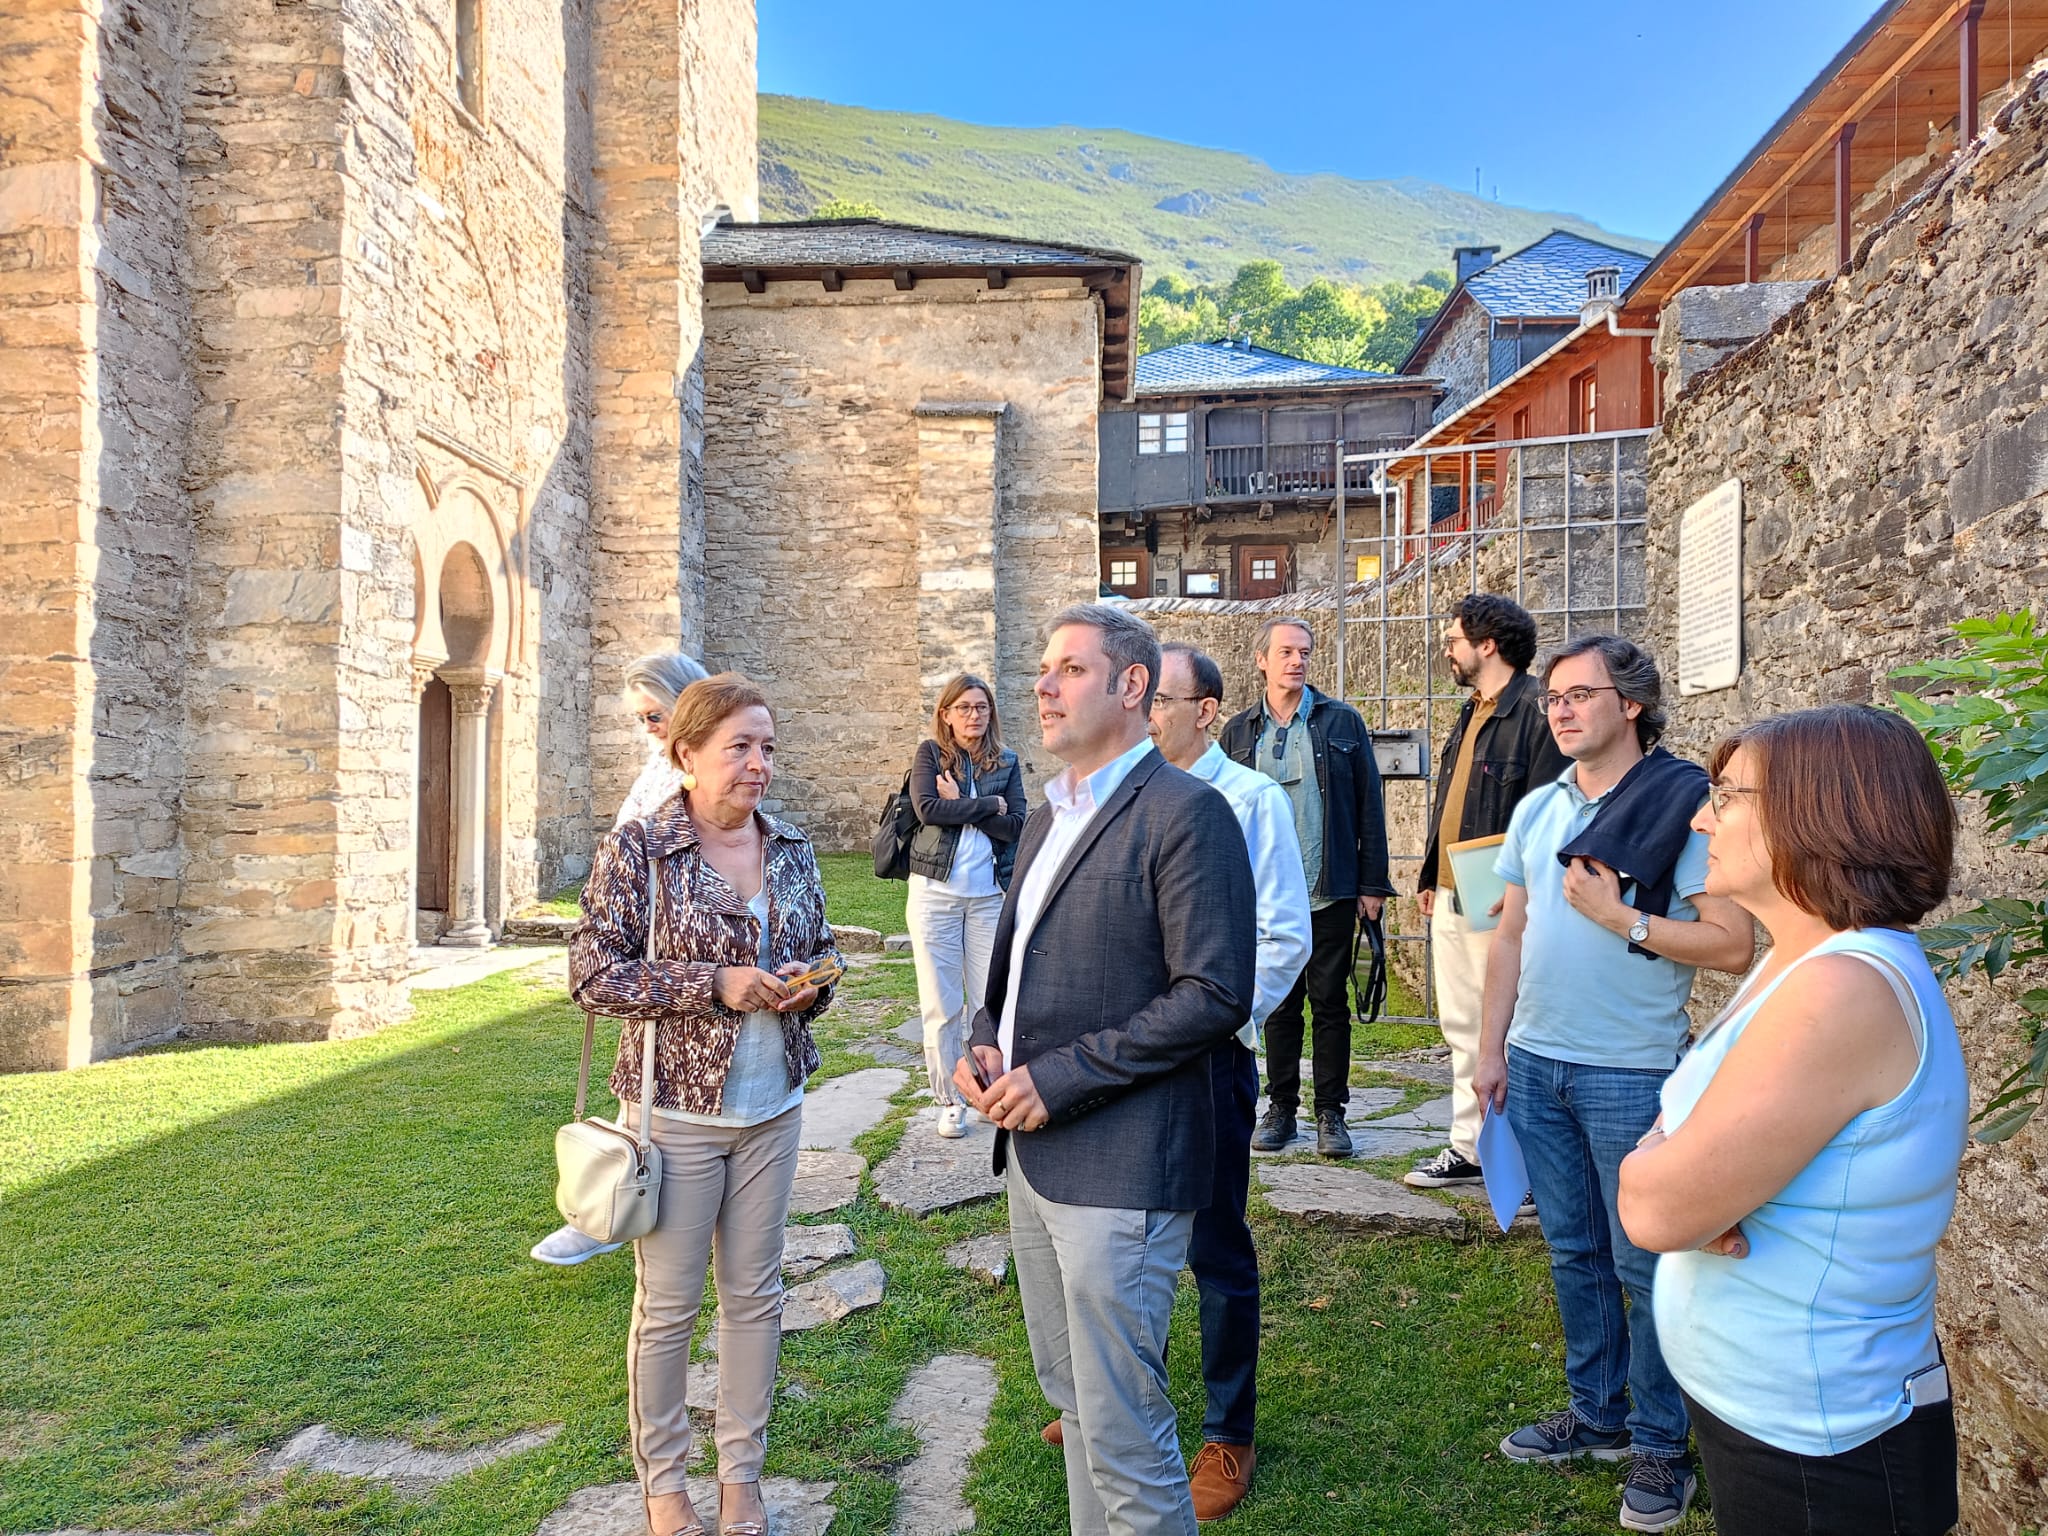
1893, 611, 2048, 1141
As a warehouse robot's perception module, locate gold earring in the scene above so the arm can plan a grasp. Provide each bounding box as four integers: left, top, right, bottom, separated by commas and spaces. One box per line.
679, 769, 697, 792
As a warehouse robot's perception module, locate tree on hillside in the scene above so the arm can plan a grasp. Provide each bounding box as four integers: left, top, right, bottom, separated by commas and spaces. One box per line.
1137, 261, 1452, 374
811, 198, 883, 219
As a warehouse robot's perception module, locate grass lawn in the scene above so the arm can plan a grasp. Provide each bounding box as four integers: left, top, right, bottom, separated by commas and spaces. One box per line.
0, 937, 1709, 1532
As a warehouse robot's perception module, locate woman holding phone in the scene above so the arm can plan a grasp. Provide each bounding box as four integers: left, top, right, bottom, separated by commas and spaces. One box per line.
903, 673, 1026, 1138
571, 672, 841, 1536
1618, 705, 1966, 1535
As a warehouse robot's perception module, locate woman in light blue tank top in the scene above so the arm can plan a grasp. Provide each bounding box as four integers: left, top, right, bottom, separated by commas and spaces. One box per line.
1616, 706, 1966, 1536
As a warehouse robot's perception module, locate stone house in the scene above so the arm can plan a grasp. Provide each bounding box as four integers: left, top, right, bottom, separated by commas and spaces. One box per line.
1096, 340, 1438, 602
0, 0, 756, 1070
698, 219, 1137, 849
1400, 231, 1651, 422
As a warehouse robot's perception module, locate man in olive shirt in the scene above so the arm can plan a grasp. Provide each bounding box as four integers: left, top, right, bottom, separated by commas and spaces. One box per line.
1406, 595, 1566, 1189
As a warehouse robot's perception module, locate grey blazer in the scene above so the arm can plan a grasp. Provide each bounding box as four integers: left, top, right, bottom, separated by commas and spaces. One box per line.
969, 747, 1257, 1211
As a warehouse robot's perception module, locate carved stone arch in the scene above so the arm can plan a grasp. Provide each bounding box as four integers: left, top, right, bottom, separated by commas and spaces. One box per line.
411, 470, 522, 677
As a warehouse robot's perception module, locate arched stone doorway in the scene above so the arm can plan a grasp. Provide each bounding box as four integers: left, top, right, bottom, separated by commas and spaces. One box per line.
408, 469, 516, 951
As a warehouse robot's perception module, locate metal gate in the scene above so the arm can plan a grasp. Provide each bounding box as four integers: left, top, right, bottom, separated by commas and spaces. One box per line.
1329, 428, 1657, 1025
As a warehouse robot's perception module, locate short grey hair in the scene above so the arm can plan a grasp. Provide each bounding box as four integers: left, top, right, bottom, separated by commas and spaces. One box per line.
623, 651, 710, 711
1043, 602, 1161, 710
1161, 641, 1224, 705
1542, 633, 1668, 750
1254, 615, 1316, 656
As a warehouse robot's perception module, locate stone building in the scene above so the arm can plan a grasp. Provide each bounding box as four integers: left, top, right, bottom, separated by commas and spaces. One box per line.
698, 219, 1137, 849
0, 0, 756, 1070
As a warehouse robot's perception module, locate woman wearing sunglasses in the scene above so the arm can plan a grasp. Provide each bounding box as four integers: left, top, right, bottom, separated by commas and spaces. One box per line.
1618, 705, 1966, 1534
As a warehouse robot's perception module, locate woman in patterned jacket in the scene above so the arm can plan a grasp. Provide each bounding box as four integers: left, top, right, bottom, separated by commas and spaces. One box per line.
533, 650, 709, 1269
570, 672, 840, 1536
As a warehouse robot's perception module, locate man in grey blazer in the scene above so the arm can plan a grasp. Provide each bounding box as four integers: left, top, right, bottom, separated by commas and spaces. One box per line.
954, 603, 1257, 1536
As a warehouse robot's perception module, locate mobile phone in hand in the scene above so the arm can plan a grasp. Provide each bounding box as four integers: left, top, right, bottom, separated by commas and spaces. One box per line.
966, 1049, 996, 1093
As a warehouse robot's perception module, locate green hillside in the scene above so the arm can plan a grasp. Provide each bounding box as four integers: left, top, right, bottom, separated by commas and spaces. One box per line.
759, 95, 1661, 289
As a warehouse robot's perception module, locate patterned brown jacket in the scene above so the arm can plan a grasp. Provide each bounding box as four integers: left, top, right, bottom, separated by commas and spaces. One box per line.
569, 797, 837, 1115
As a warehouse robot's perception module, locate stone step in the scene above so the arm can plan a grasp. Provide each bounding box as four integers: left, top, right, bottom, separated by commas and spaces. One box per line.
888, 1355, 999, 1536
801, 1067, 909, 1152
503, 914, 578, 943
942, 1232, 1011, 1286
873, 1115, 1005, 1215
788, 1149, 865, 1216
262, 1422, 562, 1492
782, 1257, 887, 1332
783, 1222, 857, 1277
1255, 1162, 1467, 1238
537, 1477, 837, 1536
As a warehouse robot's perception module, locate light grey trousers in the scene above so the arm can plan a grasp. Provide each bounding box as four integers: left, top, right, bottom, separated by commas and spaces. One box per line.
1007, 1157, 1198, 1536
906, 876, 1002, 1107
1430, 889, 1495, 1162
627, 1101, 802, 1494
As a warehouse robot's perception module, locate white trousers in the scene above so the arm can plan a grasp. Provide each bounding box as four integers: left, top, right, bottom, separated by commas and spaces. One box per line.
906, 875, 1002, 1107
1430, 887, 1496, 1161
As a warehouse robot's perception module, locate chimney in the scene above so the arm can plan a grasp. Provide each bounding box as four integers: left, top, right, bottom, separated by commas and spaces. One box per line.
1453, 245, 1499, 286
1581, 266, 1622, 326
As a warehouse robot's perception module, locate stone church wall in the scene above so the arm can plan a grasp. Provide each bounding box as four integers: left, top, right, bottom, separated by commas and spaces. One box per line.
1645, 70, 2048, 1533
700, 275, 1104, 849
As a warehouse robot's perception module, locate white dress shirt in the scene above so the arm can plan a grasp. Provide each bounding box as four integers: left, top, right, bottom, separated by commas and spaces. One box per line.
1186, 741, 1312, 1047
997, 736, 1158, 1070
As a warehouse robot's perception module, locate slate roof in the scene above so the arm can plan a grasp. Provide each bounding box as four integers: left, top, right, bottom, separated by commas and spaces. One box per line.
1134, 340, 1405, 396
700, 219, 1138, 271
1462, 231, 1652, 320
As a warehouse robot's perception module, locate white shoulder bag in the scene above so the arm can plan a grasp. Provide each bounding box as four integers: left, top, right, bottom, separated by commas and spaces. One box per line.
554, 854, 666, 1244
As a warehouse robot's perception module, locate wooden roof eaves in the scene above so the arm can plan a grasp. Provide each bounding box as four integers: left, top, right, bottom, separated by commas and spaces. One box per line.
1383, 322, 1619, 474
1128, 376, 1444, 410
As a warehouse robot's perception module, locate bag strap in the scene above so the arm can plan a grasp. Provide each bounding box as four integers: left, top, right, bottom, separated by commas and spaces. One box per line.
574, 848, 665, 1154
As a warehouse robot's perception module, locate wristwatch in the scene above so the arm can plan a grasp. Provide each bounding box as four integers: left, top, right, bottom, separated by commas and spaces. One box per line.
1627, 914, 1652, 945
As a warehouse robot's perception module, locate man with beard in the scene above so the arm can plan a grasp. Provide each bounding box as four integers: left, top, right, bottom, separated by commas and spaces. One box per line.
1405, 594, 1567, 1193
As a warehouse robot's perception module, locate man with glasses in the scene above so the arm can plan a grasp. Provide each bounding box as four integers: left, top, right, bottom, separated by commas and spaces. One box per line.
1406, 595, 1566, 1194
1470, 634, 1754, 1533
1219, 617, 1394, 1158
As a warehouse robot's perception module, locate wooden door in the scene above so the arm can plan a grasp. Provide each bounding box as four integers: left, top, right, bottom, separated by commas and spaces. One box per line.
1237, 543, 1288, 600
1101, 548, 1150, 599
417, 677, 453, 912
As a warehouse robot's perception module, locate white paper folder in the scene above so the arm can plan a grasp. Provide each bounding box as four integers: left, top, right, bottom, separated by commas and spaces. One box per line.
1446, 833, 1509, 932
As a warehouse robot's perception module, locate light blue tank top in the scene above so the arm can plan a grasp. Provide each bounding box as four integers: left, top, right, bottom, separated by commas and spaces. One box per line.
1652, 926, 1967, 1456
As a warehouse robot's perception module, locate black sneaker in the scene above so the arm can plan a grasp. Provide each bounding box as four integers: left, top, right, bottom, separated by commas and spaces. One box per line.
1403, 1147, 1484, 1188
1519, 1189, 1538, 1218
1315, 1110, 1354, 1159
1619, 1452, 1697, 1532
1250, 1106, 1295, 1152
1499, 1406, 1632, 1463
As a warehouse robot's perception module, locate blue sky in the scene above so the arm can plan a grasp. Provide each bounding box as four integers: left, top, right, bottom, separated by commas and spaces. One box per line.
758, 0, 1883, 240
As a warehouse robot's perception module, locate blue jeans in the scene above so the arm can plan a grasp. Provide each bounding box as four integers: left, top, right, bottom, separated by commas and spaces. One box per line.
1507, 1045, 1688, 1460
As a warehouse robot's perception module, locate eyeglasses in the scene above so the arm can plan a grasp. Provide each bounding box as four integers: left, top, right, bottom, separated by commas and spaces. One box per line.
1538, 685, 1621, 714
947, 703, 991, 717
1706, 783, 1758, 816
1148, 694, 1205, 711
633, 709, 666, 727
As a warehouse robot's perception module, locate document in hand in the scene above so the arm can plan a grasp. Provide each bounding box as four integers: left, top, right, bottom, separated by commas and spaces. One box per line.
1476, 1103, 1529, 1234
1446, 833, 1510, 932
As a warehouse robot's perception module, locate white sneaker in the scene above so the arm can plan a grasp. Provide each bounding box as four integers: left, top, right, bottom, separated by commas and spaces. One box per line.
530, 1224, 626, 1266
936, 1104, 970, 1139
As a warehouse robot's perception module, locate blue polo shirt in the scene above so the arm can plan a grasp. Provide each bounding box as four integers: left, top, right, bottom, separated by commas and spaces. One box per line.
1495, 764, 1712, 1071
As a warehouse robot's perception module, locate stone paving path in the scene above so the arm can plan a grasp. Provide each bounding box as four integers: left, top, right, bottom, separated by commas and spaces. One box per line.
261, 1423, 563, 1491
536, 1476, 839, 1536
788, 1148, 865, 1215
801, 1066, 909, 1151
943, 1232, 1011, 1286
782, 1221, 857, 1277
887, 1354, 999, 1536
873, 1115, 1004, 1215
782, 1256, 887, 1332
1255, 1163, 1469, 1237
406, 944, 565, 992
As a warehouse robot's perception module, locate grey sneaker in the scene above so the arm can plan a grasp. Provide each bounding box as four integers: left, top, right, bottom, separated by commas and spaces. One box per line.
530, 1224, 625, 1266
1619, 1452, 1697, 1532
1250, 1106, 1295, 1152
1500, 1405, 1632, 1463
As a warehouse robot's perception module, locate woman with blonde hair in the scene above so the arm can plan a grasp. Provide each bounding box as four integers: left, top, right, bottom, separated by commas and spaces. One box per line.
572, 672, 839, 1536
905, 673, 1026, 1138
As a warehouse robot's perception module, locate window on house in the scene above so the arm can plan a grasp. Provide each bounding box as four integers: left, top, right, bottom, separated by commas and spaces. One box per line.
1138, 412, 1189, 455
1238, 544, 1288, 599
1511, 406, 1532, 443
1569, 371, 1597, 435
1101, 550, 1150, 596
455, 0, 484, 117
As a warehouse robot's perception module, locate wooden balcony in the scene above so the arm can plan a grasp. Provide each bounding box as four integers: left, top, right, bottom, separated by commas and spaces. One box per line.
1202, 437, 1410, 502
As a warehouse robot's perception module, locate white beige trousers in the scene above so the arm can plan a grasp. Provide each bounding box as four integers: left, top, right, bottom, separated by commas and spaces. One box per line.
906, 875, 1002, 1108
627, 1101, 802, 1494
1430, 889, 1497, 1162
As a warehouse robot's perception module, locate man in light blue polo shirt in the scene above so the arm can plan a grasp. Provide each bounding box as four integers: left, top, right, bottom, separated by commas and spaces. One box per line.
1472, 635, 1754, 1535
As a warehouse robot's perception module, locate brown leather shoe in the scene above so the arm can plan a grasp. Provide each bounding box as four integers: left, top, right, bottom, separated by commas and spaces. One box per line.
1188, 1440, 1255, 1522
1041, 1416, 1064, 1447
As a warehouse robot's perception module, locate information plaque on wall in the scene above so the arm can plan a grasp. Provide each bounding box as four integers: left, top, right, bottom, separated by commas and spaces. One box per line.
1678, 478, 1743, 696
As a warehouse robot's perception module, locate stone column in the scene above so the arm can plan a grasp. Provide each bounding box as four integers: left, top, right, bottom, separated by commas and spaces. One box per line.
441, 674, 498, 947
913, 402, 1008, 699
